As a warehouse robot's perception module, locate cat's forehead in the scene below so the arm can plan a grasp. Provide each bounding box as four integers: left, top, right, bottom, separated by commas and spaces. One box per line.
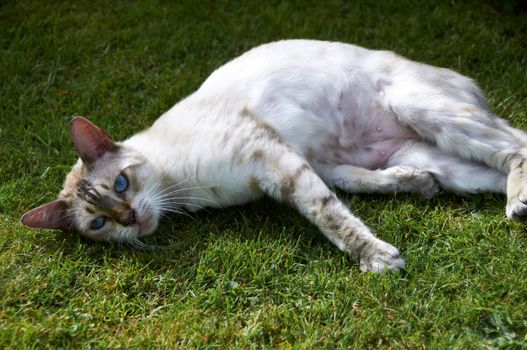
60, 149, 140, 199
64, 157, 117, 189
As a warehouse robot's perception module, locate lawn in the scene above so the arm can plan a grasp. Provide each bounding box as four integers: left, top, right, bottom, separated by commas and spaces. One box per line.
1, 0, 526, 348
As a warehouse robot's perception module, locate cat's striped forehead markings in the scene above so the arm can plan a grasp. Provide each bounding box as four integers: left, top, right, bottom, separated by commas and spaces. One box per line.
85, 207, 95, 214
76, 179, 101, 205
76, 179, 130, 217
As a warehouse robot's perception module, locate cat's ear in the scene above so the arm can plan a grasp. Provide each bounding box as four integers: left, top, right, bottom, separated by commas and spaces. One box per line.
20, 199, 73, 231
70, 116, 118, 166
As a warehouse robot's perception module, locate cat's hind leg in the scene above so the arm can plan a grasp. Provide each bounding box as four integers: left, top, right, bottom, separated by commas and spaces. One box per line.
384, 75, 525, 218
386, 142, 507, 195
316, 163, 439, 198
393, 108, 526, 218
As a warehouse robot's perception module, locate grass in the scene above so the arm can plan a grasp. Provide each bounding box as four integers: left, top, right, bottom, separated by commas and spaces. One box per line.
1, 0, 526, 348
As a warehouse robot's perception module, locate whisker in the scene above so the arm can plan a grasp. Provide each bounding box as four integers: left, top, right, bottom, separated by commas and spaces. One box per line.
143, 171, 169, 199
130, 238, 152, 250
167, 177, 194, 187
153, 193, 219, 206
169, 196, 219, 206
151, 179, 209, 199
157, 201, 207, 211
116, 230, 126, 248
161, 207, 192, 215
161, 208, 196, 220
159, 212, 179, 225
154, 195, 212, 209
151, 182, 185, 199
144, 175, 187, 201
162, 203, 212, 216
152, 184, 217, 200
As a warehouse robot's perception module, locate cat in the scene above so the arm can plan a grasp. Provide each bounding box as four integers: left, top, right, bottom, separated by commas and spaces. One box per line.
20, 39, 527, 272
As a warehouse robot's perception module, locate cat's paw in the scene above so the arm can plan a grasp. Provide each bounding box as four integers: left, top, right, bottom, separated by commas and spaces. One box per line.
506, 197, 527, 221
359, 240, 405, 273
505, 172, 527, 221
411, 170, 440, 199
389, 166, 439, 199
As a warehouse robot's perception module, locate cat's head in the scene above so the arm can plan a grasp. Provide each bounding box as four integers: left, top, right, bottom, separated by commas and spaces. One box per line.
21, 117, 163, 243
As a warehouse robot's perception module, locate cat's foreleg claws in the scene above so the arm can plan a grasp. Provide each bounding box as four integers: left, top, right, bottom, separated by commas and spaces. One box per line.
359, 240, 406, 272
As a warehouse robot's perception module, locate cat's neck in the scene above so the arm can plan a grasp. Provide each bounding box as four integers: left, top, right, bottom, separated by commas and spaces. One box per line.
122, 94, 244, 188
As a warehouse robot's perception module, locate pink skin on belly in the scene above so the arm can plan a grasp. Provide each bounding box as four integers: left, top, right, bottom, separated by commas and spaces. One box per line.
323, 77, 418, 170
339, 117, 417, 169
316, 109, 418, 170
337, 138, 412, 170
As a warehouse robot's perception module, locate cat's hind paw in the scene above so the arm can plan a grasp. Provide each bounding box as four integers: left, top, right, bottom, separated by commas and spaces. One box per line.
359, 240, 405, 273
506, 198, 527, 221
413, 171, 440, 199
389, 166, 439, 199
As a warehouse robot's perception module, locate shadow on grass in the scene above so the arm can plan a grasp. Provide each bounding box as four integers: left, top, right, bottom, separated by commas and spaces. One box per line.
27, 190, 509, 279
22, 199, 324, 273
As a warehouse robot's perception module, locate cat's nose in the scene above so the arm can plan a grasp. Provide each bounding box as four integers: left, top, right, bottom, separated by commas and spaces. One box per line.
120, 209, 136, 226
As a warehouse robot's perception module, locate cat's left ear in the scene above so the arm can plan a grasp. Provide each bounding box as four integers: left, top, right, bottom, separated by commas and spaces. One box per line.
70, 116, 118, 166
20, 199, 73, 231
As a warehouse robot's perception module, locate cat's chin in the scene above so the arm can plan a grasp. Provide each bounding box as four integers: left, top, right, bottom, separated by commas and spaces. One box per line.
136, 214, 158, 238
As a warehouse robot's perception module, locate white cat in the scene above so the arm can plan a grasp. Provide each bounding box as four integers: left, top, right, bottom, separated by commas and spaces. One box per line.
21, 40, 526, 272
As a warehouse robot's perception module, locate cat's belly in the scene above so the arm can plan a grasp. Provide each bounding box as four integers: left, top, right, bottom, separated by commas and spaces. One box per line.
248, 69, 418, 170
307, 116, 417, 170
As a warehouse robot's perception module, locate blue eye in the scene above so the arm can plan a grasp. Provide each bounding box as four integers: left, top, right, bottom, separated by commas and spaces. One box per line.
114, 174, 129, 193
90, 216, 106, 230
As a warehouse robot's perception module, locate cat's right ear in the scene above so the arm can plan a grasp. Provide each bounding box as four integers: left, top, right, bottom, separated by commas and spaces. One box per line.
70, 116, 118, 166
20, 199, 73, 231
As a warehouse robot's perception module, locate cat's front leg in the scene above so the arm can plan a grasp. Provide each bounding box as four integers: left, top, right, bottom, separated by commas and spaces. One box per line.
251, 143, 405, 272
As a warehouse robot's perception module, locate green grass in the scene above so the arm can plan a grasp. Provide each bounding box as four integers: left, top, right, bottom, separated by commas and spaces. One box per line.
1, 0, 526, 348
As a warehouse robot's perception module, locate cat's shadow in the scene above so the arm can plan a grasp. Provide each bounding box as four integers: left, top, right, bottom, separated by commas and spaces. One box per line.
48, 199, 330, 270
49, 191, 504, 274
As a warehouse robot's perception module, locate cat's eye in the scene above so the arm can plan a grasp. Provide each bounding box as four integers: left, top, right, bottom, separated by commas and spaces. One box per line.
114, 173, 129, 193
89, 216, 107, 230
